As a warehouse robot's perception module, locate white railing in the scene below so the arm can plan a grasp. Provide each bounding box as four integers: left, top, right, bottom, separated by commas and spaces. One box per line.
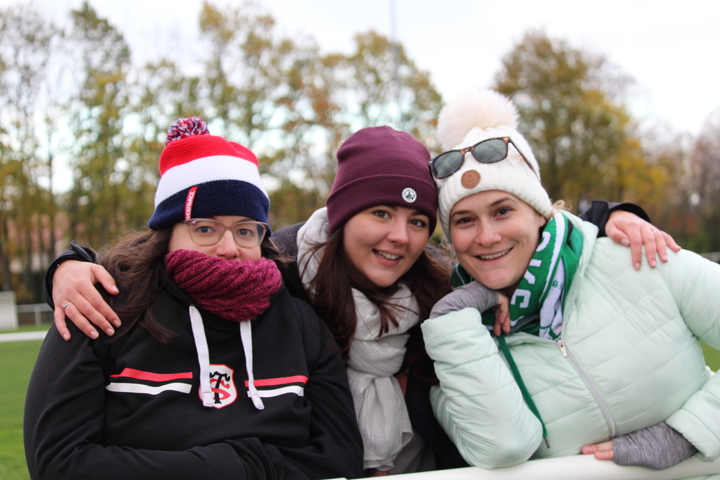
330, 455, 720, 479
701, 252, 720, 263
0, 330, 47, 343
16, 303, 52, 327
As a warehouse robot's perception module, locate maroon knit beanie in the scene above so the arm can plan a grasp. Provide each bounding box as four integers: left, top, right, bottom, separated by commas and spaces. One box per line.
325, 126, 437, 233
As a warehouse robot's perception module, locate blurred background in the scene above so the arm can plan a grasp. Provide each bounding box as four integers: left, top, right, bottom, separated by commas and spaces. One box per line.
1, 1, 719, 478
1, 0, 720, 304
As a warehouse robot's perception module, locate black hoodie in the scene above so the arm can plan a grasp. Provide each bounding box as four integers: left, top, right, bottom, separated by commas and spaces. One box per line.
25, 272, 363, 480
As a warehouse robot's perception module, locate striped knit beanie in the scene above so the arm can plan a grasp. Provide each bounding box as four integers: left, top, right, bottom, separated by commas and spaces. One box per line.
147, 117, 270, 231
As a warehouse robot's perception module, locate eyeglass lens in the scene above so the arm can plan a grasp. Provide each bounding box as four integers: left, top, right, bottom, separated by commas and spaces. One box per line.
186, 219, 266, 247
431, 138, 510, 179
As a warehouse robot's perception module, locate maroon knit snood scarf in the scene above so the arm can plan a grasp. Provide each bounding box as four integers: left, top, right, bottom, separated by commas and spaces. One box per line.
165, 249, 282, 322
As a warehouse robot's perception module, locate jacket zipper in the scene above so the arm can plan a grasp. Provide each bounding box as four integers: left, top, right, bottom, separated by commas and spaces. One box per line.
557, 338, 616, 438
503, 333, 617, 440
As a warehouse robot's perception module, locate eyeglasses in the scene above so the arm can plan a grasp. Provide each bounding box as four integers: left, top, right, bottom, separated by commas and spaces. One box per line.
429, 137, 538, 180
183, 218, 268, 248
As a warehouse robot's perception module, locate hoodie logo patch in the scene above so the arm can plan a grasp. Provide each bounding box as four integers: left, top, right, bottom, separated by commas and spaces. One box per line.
202, 364, 237, 409
402, 188, 417, 203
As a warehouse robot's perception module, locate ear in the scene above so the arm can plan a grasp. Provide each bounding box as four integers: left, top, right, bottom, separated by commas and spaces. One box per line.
536, 212, 548, 229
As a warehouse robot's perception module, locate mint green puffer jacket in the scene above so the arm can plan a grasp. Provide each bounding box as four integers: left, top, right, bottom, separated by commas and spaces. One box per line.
422, 212, 720, 469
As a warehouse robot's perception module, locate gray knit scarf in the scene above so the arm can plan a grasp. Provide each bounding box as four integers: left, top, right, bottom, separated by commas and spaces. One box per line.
297, 207, 417, 471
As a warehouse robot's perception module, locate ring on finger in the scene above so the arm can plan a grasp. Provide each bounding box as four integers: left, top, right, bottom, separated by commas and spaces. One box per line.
61, 302, 73, 310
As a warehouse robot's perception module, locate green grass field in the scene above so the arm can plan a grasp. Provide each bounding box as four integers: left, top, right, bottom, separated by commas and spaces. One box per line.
1, 334, 718, 480
0, 339, 41, 480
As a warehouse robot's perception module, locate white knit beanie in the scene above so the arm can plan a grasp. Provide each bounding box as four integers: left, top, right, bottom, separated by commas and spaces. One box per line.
435, 89, 553, 239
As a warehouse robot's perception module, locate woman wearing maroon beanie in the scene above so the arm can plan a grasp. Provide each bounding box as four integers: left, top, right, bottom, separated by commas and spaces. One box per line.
47, 124, 676, 476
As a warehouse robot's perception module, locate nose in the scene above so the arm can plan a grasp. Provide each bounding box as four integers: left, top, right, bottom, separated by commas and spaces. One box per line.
474, 221, 501, 247
214, 230, 240, 260
386, 220, 409, 245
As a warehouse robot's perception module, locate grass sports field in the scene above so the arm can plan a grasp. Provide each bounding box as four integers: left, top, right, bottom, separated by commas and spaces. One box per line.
1, 334, 719, 480
0, 338, 42, 480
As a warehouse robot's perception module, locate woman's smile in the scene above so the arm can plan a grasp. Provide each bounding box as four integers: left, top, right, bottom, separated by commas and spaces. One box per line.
343, 205, 430, 288
450, 191, 546, 294
476, 247, 513, 261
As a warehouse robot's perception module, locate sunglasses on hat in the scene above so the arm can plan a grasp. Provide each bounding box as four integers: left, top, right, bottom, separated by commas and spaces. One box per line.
429, 137, 538, 180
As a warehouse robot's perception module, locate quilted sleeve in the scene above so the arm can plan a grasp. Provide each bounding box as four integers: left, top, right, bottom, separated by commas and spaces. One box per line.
421, 308, 543, 469
660, 249, 720, 461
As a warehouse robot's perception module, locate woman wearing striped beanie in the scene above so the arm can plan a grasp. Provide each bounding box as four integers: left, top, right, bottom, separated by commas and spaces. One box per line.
24, 117, 363, 480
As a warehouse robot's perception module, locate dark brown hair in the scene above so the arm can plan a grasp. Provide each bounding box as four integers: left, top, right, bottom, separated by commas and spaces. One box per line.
99, 227, 287, 342
303, 228, 452, 362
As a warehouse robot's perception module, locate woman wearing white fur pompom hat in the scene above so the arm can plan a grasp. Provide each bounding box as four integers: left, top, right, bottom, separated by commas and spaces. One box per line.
422, 89, 720, 471
433, 89, 552, 241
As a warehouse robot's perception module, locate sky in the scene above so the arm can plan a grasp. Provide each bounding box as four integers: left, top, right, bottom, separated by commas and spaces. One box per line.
4, 0, 720, 136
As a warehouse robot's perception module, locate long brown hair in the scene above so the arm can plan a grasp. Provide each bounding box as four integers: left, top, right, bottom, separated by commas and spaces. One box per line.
98, 227, 287, 342
304, 228, 452, 361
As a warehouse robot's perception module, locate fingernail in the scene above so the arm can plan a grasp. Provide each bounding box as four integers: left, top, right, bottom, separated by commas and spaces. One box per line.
62, 334, 70, 341
111, 285, 119, 292
634, 262, 641, 270
105, 328, 115, 336
113, 320, 122, 327
621, 239, 629, 247
650, 260, 656, 267
89, 330, 99, 339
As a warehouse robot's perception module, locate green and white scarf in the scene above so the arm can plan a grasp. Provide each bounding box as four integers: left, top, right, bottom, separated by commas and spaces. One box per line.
453, 211, 583, 340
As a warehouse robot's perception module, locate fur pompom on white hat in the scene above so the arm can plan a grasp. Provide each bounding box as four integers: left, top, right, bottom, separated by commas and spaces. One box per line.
433, 89, 553, 239
437, 89, 520, 151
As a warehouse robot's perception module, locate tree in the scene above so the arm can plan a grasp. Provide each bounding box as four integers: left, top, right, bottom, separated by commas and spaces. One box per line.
198, 1, 332, 226
339, 30, 443, 144
0, 2, 60, 299
687, 110, 720, 251
121, 59, 209, 229
494, 30, 636, 210
64, 1, 134, 247
197, 1, 443, 227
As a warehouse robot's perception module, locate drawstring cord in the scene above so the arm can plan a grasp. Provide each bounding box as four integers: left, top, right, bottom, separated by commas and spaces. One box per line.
240, 321, 264, 410
189, 306, 215, 407
497, 335, 550, 448
189, 306, 264, 410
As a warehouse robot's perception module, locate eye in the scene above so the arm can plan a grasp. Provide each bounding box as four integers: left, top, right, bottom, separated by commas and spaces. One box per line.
371, 209, 391, 219
452, 215, 475, 228
409, 218, 428, 229
235, 227, 257, 238
190, 221, 218, 235
495, 207, 512, 217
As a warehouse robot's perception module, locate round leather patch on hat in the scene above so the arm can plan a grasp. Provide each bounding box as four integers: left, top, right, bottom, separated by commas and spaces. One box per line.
461, 170, 481, 189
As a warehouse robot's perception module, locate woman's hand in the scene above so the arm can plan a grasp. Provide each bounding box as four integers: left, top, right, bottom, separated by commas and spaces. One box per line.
493, 291, 510, 337
605, 211, 681, 270
52, 261, 121, 341
582, 440, 614, 460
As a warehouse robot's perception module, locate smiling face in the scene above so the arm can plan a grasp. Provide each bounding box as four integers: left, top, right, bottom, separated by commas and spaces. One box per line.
341, 205, 431, 288
449, 191, 547, 294
169, 215, 262, 262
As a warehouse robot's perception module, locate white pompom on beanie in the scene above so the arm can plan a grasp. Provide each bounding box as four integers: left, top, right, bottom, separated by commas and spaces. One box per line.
434, 89, 553, 239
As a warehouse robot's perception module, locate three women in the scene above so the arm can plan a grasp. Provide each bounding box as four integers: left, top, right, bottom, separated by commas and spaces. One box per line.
40, 117, 678, 477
